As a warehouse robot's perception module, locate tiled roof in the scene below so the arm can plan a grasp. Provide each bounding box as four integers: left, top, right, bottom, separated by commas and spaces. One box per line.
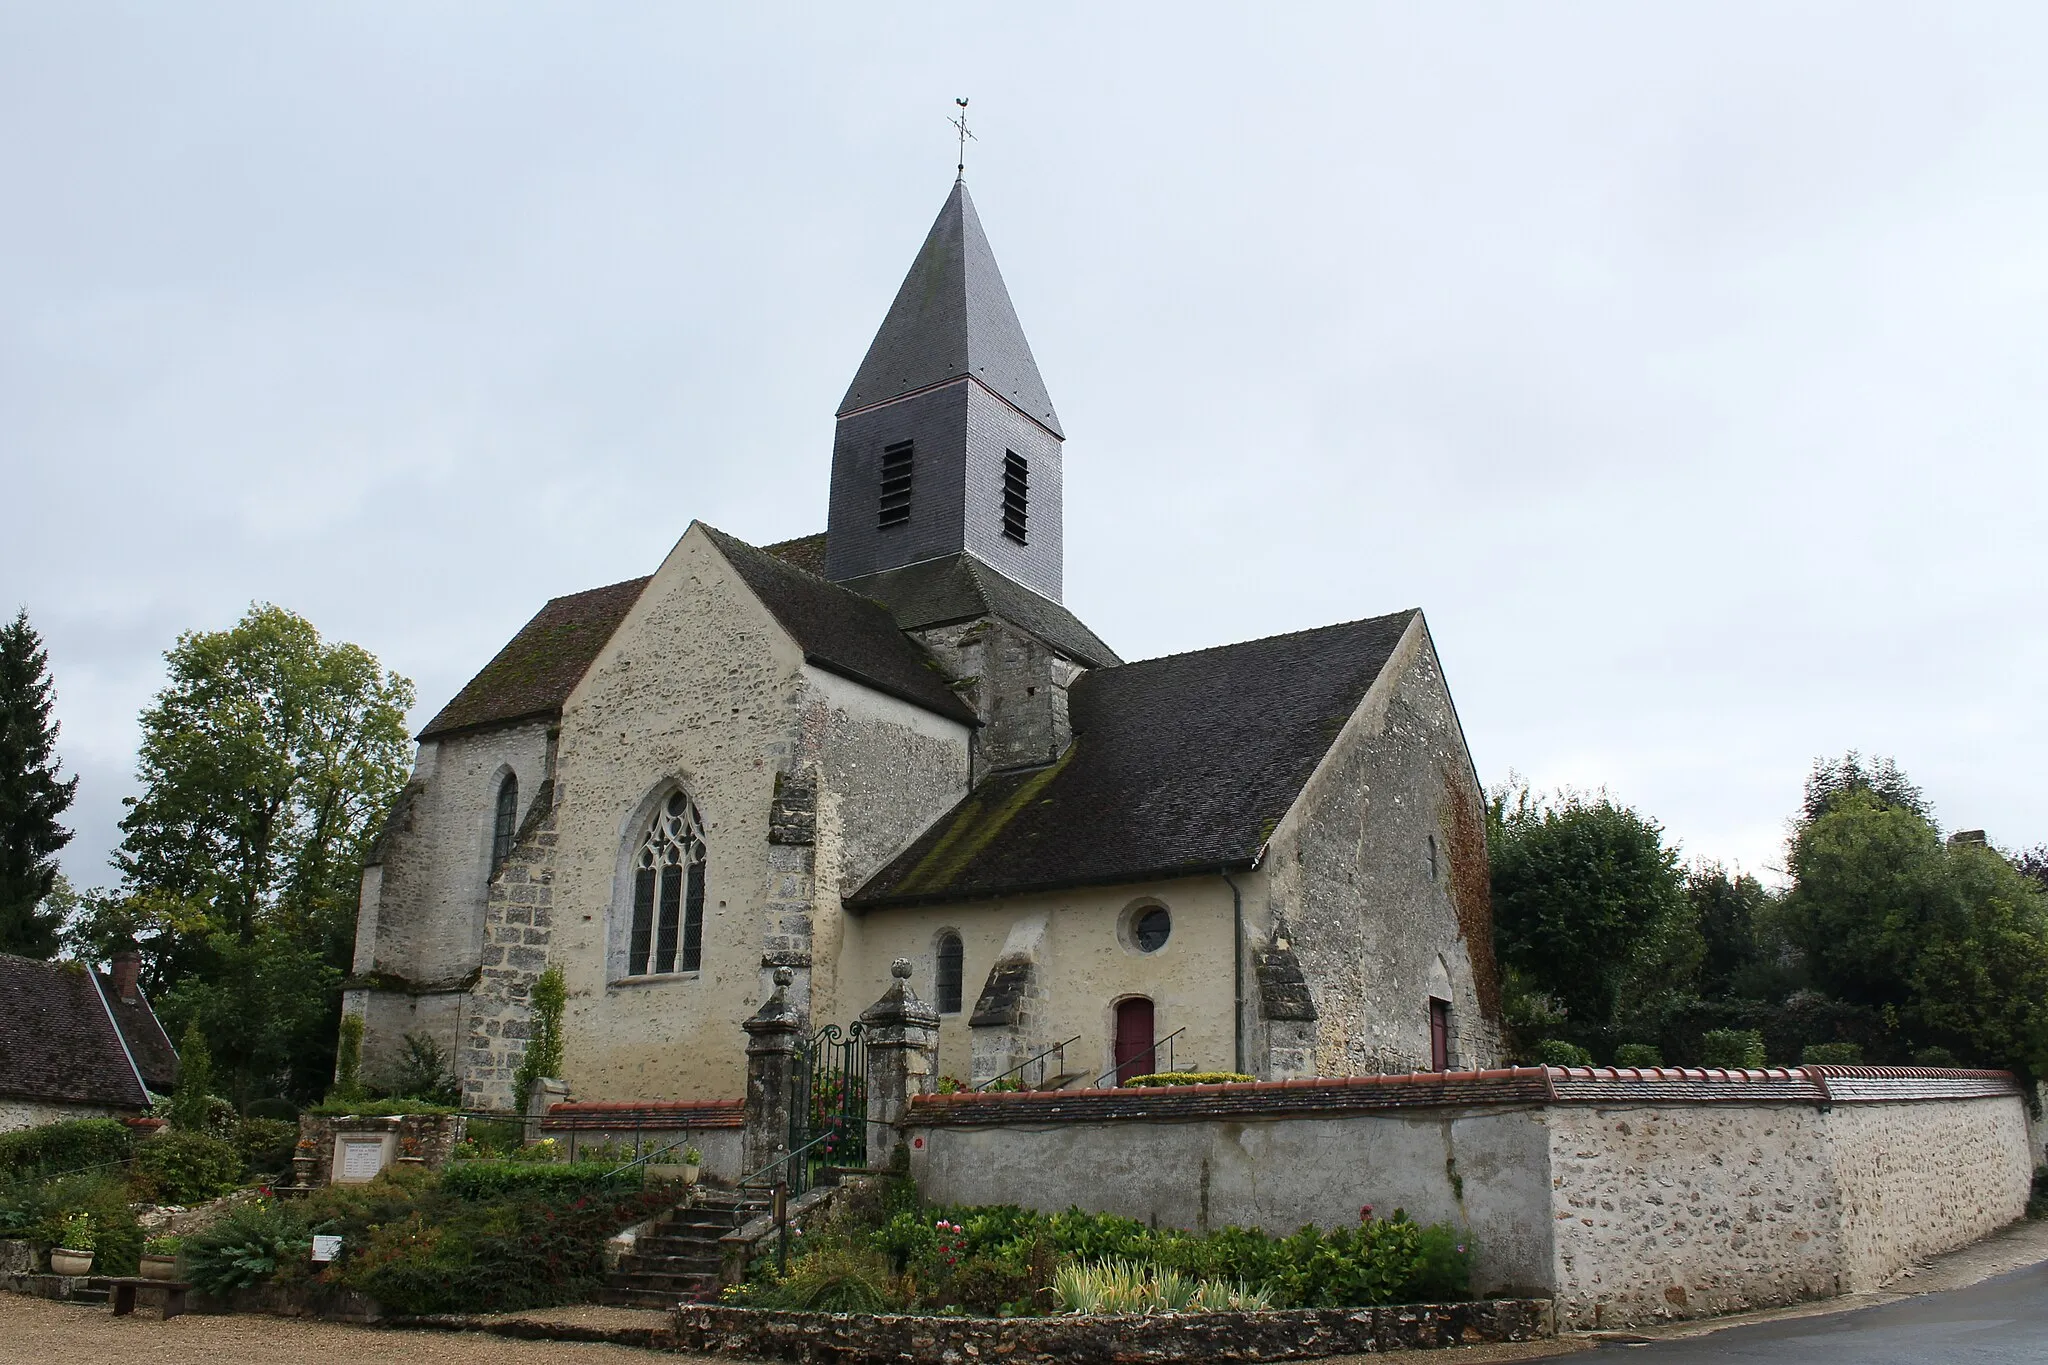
761, 533, 829, 578
839, 180, 1063, 437
851, 611, 1420, 907
0, 954, 151, 1110
839, 553, 1120, 669
540, 1099, 744, 1132
418, 577, 650, 739
702, 528, 977, 726
98, 973, 178, 1095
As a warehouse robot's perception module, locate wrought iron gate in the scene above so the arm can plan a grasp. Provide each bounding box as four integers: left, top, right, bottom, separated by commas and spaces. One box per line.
787, 1020, 866, 1192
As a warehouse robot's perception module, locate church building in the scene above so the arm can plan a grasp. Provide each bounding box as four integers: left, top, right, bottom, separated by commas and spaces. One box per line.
346, 179, 1503, 1112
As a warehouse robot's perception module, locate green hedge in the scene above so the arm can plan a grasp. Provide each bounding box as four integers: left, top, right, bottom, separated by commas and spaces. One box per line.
1119, 1072, 1256, 1088
0, 1119, 132, 1182
1701, 1028, 1768, 1069
304, 1097, 459, 1117
438, 1160, 630, 1201
1535, 1040, 1592, 1066
132, 1131, 244, 1204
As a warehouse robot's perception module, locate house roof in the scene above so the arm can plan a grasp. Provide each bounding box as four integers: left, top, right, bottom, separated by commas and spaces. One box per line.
838, 179, 1063, 438
0, 954, 155, 1109
838, 552, 1121, 669
761, 532, 830, 578
418, 576, 650, 739
98, 973, 179, 1095
851, 610, 1420, 908
701, 527, 978, 726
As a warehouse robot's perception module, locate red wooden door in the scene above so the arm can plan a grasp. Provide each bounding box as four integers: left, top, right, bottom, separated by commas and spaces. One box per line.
1114, 998, 1155, 1084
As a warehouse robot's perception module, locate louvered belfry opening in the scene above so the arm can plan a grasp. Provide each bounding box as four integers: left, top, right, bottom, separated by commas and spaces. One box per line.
878, 440, 915, 528
1001, 451, 1029, 544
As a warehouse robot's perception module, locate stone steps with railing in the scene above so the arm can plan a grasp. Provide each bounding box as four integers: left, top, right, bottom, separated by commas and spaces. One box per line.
596, 1191, 765, 1309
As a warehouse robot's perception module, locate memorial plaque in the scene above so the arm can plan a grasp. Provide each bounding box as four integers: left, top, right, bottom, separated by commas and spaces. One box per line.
311, 1235, 343, 1263
340, 1138, 386, 1179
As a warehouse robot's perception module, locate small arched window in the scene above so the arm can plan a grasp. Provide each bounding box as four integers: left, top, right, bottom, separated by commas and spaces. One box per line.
491, 775, 519, 870
629, 790, 707, 976
935, 932, 964, 1014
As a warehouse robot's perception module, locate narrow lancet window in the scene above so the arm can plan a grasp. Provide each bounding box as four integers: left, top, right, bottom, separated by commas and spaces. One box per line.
491, 775, 519, 870
1001, 451, 1029, 544
878, 440, 915, 528
629, 791, 707, 975
935, 932, 964, 1014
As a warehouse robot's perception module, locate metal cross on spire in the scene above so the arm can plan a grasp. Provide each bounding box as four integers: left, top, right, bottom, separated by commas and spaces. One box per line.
949, 98, 975, 179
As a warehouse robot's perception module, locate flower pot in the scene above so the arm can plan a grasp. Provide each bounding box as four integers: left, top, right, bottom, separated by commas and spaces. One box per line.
49, 1248, 93, 1276
682, 1164, 701, 1186
139, 1254, 178, 1281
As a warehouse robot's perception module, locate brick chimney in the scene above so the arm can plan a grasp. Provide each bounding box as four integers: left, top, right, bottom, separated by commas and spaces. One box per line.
110, 948, 141, 1003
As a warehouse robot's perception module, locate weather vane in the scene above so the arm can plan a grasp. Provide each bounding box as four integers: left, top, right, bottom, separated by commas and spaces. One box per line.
949, 98, 975, 178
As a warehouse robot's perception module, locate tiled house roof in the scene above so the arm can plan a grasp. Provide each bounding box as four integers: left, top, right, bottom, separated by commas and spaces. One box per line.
418, 576, 650, 739
0, 954, 164, 1110
98, 973, 179, 1095
839, 552, 1121, 668
852, 611, 1420, 907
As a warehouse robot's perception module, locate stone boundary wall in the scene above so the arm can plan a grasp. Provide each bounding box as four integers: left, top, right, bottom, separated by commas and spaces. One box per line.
904, 1066, 2031, 1328
294, 1112, 465, 1190
666, 1300, 1553, 1363
540, 1099, 745, 1182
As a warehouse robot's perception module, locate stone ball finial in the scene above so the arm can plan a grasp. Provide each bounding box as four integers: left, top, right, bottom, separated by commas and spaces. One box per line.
891, 958, 913, 980
773, 967, 794, 987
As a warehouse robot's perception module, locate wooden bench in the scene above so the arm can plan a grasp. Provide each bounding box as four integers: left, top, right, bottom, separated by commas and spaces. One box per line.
102, 1276, 191, 1320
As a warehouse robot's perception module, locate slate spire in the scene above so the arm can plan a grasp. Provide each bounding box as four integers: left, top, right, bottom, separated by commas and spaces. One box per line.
826, 180, 1067, 601
838, 179, 1062, 437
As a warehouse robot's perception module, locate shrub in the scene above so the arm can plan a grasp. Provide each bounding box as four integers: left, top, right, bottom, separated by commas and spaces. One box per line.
1613, 1044, 1663, 1068
1801, 1042, 1864, 1065
243, 1097, 299, 1124
305, 1096, 458, 1117
1535, 1040, 1593, 1066
1, 1174, 144, 1274
511, 965, 567, 1109
1913, 1046, 1960, 1067
749, 1246, 894, 1313
143, 1234, 184, 1257
0, 1118, 131, 1181
184, 1201, 309, 1295
1120, 1072, 1256, 1088
169, 1023, 218, 1132
437, 1160, 629, 1201
1052, 1258, 1270, 1314
132, 1131, 244, 1204
331, 1013, 366, 1104
235, 1117, 298, 1173
393, 1031, 460, 1104
1701, 1029, 1767, 1069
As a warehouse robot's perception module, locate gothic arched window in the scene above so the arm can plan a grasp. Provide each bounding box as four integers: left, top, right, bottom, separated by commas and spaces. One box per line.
491, 775, 519, 870
629, 790, 706, 976
935, 931, 964, 1014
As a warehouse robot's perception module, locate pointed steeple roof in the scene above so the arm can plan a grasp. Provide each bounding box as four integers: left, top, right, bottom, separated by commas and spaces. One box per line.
838, 180, 1063, 437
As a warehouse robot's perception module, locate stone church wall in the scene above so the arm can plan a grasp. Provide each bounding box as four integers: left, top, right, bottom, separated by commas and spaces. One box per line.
1255, 615, 1502, 1078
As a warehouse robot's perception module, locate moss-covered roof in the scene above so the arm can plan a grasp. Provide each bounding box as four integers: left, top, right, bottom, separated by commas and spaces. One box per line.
417, 576, 650, 739
850, 610, 1419, 908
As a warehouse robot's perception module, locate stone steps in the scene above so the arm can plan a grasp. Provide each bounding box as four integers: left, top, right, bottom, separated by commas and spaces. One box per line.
595, 1193, 764, 1309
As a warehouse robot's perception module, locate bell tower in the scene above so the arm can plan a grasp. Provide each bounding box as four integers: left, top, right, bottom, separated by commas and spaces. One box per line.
824, 180, 1066, 601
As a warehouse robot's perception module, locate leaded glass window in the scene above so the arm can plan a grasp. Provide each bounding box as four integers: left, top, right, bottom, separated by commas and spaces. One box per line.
629, 791, 707, 976
492, 775, 519, 869
935, 931, 964, 1014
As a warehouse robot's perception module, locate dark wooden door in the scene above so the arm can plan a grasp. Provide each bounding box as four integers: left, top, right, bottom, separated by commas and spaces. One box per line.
1114, 997, 1155, 1084
1429, 998, 1451, 1071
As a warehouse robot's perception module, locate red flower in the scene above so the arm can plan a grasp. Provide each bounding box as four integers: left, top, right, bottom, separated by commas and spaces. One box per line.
1359, 1205, 1374, 1222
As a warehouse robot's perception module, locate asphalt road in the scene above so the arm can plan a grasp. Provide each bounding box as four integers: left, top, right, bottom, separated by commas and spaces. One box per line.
1608, 1261, 2048, 1362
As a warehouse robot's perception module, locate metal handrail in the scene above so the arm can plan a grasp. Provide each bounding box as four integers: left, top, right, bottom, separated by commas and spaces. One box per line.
1094, 1027, 1187, 1088
600, 1135, 699, 1182
735, 1130, 839, 1195
977, 1035, 1082, 1092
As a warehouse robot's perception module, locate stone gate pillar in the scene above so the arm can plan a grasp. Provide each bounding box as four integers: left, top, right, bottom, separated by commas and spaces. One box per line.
743, 967, 803, 1176
861, 959, 940, 1168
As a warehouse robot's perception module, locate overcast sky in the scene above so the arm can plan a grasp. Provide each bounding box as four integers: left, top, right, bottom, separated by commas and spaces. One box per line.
6, 4, 2044, 893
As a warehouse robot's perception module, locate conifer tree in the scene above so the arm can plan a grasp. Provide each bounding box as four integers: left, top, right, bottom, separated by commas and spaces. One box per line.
0, 609, 77, 958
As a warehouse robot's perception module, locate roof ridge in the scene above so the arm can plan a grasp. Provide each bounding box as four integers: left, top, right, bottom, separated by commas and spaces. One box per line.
543, 573, 653, 606
1120, 609, 1421, 671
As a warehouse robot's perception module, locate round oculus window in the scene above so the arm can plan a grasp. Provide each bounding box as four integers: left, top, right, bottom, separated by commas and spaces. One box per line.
1132, 906, 1171, 953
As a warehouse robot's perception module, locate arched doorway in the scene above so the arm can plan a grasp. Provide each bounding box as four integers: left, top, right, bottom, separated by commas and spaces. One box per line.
1113, 997, 1155, 1084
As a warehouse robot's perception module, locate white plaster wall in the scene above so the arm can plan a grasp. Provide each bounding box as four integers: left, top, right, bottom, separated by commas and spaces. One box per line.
0, 1099, 128, 1134
844, 875, 1239, 1087
1258, 616, 1502, 1078
908, 1107, 1556, 1298
1825, 1098, 2031, 1290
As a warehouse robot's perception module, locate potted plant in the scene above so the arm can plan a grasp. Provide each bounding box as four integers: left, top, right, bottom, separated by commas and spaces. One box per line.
49, 1213, 95, 1276
140, 1235, 182, 1281
682, 1144, 703, 1186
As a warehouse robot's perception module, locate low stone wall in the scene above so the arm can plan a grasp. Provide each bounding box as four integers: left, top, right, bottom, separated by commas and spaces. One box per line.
539, 1099, 745, 1183
905, 1066, 2032, 1329
294, 1112, 465, 1189
668, 1300, 1553, 1363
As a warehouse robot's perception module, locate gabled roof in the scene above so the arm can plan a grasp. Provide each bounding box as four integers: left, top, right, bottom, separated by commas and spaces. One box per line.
0, 954, 154, 1109
838, 180, 1063, 437
419, 576, 650, 740
99, 973, 179, 1094
839, 552, 1121, 669
851, 611, 1421, 908
761, 532, 830, 578
701, 527, 978, 726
